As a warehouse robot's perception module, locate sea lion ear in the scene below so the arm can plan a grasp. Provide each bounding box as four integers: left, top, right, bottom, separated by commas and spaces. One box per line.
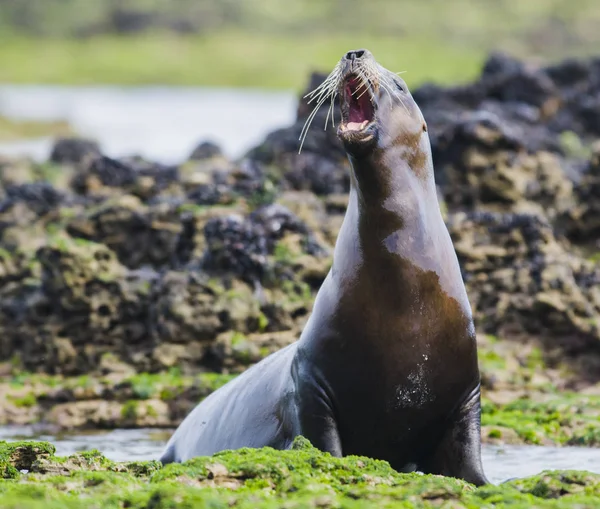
422, 122, 428, 132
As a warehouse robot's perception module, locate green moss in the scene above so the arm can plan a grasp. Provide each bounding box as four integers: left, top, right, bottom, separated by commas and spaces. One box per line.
128, 373, 158, 400
479, 349, 507, 371
114, 370, 236, 404
1, 437, 599, 508
7, 392, 37, 408
487, 428, 503, 439
145, 403, 158, 419
0, 441, 56, 478
257, 311, 269, 332
558, 131, 594, 160
482, 393, 600, 446
274, 239, 295, 263
525, 347, 545, 369
120, 400, 139, 420
197, 372, 237, 393
0, 247, 13, 261
73, 450, 114, 470
280, 279, 313, 304
230, 332, 247, 346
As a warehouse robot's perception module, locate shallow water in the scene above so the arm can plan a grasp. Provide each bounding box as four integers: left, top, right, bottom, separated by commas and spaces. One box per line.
0, 85, 297, 163
1, 425, 599, 485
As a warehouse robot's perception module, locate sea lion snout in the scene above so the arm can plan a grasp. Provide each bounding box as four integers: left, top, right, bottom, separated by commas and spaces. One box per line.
343, 49, 372, 62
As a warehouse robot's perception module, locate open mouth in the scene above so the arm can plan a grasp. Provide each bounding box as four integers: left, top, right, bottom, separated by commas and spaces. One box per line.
341, 76, 375, 132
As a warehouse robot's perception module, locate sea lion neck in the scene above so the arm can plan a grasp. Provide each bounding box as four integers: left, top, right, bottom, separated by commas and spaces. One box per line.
347, 141, 437, 235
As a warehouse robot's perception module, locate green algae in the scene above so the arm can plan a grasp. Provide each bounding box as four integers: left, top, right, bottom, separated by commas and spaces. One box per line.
120, 400, 139, 420
122, 370, 236, 402
1, 438, 599, 508
482, 393, 600, 446
0, 441, 56, 479
3, 366, 600, 446
7, 392, 37, 408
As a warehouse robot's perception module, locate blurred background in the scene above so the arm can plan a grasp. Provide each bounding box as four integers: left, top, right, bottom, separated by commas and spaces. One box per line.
1, 0, 600, 163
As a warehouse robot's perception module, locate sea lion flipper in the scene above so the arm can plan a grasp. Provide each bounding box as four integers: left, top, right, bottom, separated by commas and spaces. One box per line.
294, 378, 343, 456
296, 411, 343, 457
419, 385, 489, 486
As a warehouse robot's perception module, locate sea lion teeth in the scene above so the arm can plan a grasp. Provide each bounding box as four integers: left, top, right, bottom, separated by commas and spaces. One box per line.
161, 47, 489, 488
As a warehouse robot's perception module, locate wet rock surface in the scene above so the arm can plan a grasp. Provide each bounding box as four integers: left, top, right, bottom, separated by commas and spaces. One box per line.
1, 52, 600, 434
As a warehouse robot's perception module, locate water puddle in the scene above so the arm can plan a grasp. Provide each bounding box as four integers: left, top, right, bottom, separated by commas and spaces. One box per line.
0, 85, 297, 163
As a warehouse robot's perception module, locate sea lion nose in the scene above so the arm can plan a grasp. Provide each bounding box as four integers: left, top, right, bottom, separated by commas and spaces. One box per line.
345, 49, 366, 61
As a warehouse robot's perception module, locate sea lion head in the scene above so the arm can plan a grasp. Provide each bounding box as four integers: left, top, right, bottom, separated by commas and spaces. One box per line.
300, 49, 428, 161
336, 49, 426, 157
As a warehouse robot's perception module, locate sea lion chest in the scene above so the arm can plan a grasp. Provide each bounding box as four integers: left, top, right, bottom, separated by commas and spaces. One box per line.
296, 226, 478, 459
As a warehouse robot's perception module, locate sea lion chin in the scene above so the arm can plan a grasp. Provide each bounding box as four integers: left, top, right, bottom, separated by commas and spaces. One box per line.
160, 49, 489, 487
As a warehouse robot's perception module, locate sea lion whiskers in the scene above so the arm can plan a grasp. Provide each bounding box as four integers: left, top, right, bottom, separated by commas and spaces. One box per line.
304, 63, 342, 102
353, 68, 375, 102
298, 94, 330, 153
384, 80, 410, 115
377, 71, 411, 116
325, 90, 339, 130
299, 64, 343, 153
358, 59, 410, 116
358, 60, 396, 113
356, 61, 408, 113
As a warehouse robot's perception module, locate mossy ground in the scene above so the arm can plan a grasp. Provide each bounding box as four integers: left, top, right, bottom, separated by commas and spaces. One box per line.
0, 437, 598, 508
481, 394, 600, 446
2, 361, 600, 447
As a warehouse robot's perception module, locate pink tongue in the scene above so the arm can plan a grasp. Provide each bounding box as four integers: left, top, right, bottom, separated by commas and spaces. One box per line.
347, 120, 368, 131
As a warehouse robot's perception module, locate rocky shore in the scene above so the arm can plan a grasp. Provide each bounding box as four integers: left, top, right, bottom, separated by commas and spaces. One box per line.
1, 52, 600, 450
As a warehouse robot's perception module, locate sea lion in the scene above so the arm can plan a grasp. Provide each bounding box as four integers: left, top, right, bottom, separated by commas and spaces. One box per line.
160, 48, 489, 486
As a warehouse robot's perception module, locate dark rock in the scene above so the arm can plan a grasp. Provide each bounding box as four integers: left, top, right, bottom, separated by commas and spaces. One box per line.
202, 203, 325, 285
1, 182, 65, 217
66, 196, 184, 270
558, 142, 600, 244
71, 155, 179, 200
481, 52, 525, 78
189, 141, 223, 161
50, 138, 101, 165
149, 271, 222, 345
448, 211, 600, 368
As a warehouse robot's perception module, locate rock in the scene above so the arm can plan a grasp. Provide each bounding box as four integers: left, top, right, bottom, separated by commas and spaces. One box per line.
71, 155, 180, 200
448, 211, 600, 371
0, 239, 156, 374
1, 182, 65, 217
66, 195, 185, 269
188, 141, 223, 161
50, 137, 101, 165
202, 203, 326, 285
149, 271, 222, 344
559, 142, 600, 245
46, 400, 123, 428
